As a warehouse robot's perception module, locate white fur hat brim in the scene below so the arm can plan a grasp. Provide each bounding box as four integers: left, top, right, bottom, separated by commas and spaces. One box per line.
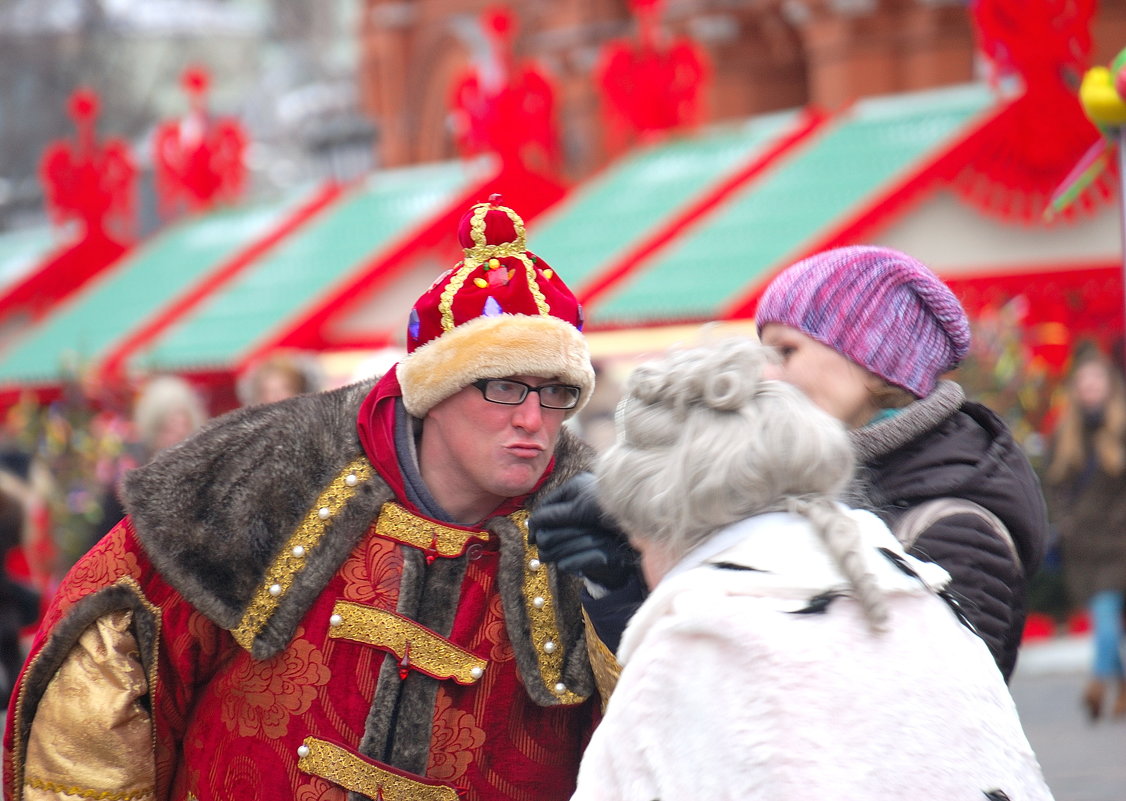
397, 314, 595, 418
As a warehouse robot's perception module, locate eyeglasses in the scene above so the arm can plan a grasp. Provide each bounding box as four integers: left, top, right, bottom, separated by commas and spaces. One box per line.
472, 378, 582, 410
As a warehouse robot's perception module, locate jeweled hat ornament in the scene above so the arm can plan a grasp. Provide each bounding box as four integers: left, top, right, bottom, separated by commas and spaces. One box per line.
397, 195, 594, 418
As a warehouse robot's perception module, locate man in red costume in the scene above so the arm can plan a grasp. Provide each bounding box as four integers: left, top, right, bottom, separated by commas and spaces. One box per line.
4, 198, 600, 801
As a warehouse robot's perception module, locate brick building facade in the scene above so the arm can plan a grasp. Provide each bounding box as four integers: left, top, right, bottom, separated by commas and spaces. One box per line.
357, 0, 1126, 178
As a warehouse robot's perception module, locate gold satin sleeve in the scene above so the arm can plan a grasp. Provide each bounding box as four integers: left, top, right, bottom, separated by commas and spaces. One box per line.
22, 609, 156, 801
582, 608, 621, 712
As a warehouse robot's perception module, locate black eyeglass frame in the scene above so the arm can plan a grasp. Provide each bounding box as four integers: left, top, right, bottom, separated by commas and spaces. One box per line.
471, 378, 582, 410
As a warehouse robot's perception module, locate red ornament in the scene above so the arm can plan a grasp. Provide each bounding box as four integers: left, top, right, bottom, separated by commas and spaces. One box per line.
449, 7, 560, 173
40, 87, 137, 241
596, 0, 708, 155
153, 66, 248, 217
398, 642, 412, 680
954, 0, 1106, 222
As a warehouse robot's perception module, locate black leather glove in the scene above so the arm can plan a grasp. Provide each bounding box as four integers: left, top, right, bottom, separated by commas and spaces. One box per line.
528, 472, 640, 589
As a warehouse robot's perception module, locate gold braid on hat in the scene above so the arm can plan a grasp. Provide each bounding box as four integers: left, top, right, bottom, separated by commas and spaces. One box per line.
438, 199, 549, 332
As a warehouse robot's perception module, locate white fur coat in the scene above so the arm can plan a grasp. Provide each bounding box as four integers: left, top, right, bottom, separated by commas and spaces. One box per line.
570, 509, 1054, 801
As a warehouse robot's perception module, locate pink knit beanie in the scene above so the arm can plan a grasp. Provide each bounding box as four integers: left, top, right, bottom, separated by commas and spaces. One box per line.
755, 246, 970, 398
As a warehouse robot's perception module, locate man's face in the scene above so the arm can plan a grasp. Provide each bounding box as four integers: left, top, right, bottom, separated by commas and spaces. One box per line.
419, 374, 570, 524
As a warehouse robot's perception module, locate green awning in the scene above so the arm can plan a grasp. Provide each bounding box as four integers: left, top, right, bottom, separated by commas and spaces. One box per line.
126, 161, 477, 374
586, 84, 997, 327
0, 186, 320, 386
530, 110, 802, 291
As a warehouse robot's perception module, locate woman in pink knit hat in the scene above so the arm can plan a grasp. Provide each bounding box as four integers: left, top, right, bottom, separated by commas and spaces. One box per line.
754, 245, 1048, 682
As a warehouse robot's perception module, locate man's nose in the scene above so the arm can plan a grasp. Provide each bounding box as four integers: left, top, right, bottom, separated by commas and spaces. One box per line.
512, 392, 545, 430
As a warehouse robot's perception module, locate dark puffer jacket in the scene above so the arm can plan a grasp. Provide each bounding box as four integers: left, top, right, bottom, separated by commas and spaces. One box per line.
851, 381, 1049, 682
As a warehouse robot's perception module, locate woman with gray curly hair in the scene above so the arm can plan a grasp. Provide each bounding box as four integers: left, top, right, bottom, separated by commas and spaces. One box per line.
569, 338, 1052, 801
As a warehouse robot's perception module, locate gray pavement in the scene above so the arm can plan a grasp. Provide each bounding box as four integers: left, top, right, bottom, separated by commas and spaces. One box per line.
1012, 635, 1126, 801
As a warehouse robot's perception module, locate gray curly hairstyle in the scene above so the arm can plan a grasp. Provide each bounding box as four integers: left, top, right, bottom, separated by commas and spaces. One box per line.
596, 338, 889, 630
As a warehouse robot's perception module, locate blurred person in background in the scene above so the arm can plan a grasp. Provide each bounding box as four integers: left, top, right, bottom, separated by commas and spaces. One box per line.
133, 374, 209, 459
82, 375, 210, 560
570, 337, 1053, 800
0, 451, 43, 709
1043, 343, 1126, 721
533, 246, 1049, 686
237, 351, 323, 406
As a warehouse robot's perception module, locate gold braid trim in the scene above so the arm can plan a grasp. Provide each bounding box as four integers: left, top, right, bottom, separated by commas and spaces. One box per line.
462, 240, 529, 269
521, 255, 550, 315
328, 601, 487, 684
437, 264, 474, 332
22, 778, 154, 800
513, 511, 588, 704
298, 737, 459, 801
375, 502, 488, 557
233, 457, 374, 650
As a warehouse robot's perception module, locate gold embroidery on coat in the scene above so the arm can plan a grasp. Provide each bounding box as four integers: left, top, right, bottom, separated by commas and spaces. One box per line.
297, 737, 459, 801
328, 601, 487, 684
375, 503, 489, 557
233, 457, 374, 650
513, 511, 588, 704
23, 777, 154, 800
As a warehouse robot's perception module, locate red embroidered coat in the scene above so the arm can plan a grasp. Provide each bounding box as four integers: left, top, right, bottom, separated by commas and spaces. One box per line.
4, 373, 598, 801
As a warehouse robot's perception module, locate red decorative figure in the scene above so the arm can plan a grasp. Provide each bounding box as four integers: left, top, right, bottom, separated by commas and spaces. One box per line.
40, 88, 136, 242
956, 0, 1107, 221
449, 7, 560, 173
154, 66, 248, 217
596, 0, 708, 155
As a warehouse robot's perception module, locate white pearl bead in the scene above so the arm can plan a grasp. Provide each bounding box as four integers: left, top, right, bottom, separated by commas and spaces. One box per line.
470, 666, 484, 680
268, 583, 282, 597
532, 596, 545, 608
554, 682, 567, 694
318, 507, 331, 520
345, 474, 358, 487
297, 744, 310, 758
543, 641, 556, 653
291, 545, 306, 558
528, 558, 541, 571
329, 614, 343, 627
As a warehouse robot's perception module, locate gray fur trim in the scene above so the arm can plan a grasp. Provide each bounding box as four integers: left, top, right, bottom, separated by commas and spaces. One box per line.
850, 380, 965, 463
12, 583, 160, 771
122, 378, 394, 658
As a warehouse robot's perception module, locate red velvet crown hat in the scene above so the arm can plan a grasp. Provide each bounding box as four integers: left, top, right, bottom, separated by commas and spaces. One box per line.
397, 195, 594, 418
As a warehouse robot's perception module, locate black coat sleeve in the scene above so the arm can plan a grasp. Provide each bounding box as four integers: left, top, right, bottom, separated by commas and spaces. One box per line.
910, 512, 1026, 682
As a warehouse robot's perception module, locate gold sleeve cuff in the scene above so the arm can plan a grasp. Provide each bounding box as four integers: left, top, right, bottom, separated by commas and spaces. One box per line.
582, 608, 622, 712
22, 607, 156, 801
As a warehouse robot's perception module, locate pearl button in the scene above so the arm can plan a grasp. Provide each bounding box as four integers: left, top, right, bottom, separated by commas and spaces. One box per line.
318, 507, 331, 520
291, 545, 306, 558
297, 744, 310, 758
528, 558, 541, 571
329, 614, 343, 627
532, 596, 545, 608
470, 666, 484, 680
345, 474, 358, 487
554, 682, 567, 694
268, 583, 282, 597
543, 641, 556, 653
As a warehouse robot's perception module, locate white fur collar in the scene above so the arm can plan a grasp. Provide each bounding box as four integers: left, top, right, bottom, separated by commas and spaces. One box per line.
620, 508, 950, 664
